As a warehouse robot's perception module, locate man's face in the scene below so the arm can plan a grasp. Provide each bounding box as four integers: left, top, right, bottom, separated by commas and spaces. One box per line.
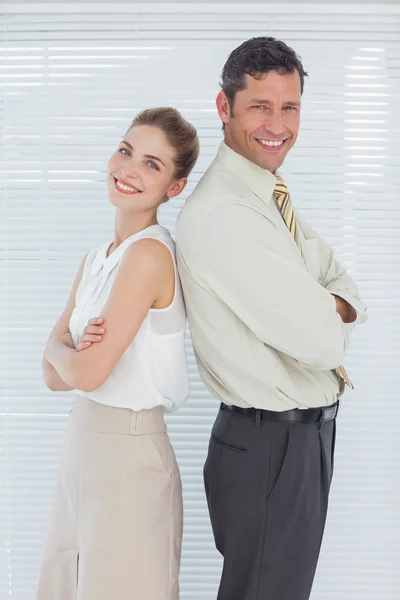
217, 71, 302, 172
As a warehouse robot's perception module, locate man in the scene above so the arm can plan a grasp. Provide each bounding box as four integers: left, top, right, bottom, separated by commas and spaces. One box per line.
176, 37, 367, 600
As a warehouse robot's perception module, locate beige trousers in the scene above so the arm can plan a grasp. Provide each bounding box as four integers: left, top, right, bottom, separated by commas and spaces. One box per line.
36, 395, 183, 600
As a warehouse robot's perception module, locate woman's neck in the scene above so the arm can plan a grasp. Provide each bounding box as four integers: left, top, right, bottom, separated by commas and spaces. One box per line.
111, 211, 159, 249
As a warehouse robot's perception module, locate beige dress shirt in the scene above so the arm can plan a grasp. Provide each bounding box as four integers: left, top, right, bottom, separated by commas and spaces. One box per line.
176, 142, 368, 411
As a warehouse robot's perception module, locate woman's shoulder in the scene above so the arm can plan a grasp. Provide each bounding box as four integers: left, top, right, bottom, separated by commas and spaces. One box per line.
128, 225, 176, 261
122, 235, 174, 273
137, 224, 175, 246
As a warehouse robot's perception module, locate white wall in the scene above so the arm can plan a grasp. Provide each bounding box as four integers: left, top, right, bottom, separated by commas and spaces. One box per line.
0, 3, 399, 599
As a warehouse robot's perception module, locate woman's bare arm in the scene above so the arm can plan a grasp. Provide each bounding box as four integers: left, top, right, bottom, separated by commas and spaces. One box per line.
46, 239, 174, 392
42, 253, 88, 391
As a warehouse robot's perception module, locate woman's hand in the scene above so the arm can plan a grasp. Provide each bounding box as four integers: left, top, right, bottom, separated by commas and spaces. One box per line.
59, 332, 75, 349
76, 317, 106, 352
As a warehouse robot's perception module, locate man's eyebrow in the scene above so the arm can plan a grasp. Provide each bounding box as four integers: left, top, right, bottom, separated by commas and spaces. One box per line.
250, 98, 273, 105
249, 99, 301, 107
120, 141, 166, 167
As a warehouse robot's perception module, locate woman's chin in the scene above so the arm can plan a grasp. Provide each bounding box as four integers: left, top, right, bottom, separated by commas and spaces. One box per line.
108, 191, 140, 209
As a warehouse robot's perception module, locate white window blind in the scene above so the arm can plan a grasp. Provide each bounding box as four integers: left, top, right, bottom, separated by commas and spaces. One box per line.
0, 3, 399, 599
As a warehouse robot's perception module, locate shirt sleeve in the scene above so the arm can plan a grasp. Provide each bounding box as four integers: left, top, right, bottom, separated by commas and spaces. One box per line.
194, 201, 351, 371
296, 214, 368, 330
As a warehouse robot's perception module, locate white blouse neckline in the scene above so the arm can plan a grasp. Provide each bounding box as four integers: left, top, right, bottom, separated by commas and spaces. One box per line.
90, 224, 165, 277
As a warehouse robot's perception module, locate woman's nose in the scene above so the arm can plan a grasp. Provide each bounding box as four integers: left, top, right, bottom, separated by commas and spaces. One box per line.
120, 159, 139, 178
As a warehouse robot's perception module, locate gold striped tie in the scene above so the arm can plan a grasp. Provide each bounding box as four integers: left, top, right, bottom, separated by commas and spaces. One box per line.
273, 175, 354, 391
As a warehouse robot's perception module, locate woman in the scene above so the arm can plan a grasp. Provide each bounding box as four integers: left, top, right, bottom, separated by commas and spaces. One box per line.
36, 107, 199, 600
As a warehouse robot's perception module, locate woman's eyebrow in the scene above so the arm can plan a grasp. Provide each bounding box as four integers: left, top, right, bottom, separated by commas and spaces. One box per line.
120, 141, 165, 167
144, 154, 165, 167
121, 140, 133, 150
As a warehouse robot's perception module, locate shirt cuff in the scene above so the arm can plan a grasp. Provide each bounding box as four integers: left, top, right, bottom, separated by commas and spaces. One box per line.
330, 290, 368, 330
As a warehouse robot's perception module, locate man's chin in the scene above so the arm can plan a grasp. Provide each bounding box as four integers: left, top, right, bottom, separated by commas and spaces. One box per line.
249, 147, 283, 172
256, 156, 283, 173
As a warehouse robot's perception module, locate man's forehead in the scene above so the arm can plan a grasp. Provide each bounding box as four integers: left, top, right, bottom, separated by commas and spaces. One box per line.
243, 71, 301, 86
239, 72, 302, 97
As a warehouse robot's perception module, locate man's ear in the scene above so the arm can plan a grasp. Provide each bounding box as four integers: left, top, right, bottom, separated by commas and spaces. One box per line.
216, 90, 231, 126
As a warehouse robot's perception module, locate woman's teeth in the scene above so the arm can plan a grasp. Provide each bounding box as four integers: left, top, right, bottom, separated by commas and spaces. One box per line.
115, 179, 141, 193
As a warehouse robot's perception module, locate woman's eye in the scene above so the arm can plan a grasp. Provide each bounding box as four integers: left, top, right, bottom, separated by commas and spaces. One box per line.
147, 161, 159, 170
118, 147, 131, 156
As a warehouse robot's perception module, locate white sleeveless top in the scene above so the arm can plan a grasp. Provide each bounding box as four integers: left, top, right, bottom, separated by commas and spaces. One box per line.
69, 225, 189, 412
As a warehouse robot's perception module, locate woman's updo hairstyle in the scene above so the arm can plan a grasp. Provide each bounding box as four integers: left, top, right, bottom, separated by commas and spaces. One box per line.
129, 107, 199, 181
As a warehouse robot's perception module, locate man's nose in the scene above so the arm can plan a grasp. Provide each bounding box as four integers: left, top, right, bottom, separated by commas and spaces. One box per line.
264, 111, 285, 137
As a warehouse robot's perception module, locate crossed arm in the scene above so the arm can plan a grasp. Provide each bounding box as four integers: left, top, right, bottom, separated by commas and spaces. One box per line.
296, 213, 368, 327
43, 239, 174, 393
42, 252, 89, 392
193, 202, 367, 370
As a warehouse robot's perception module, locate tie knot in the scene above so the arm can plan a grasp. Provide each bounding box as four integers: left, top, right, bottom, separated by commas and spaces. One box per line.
274, 175, 288, 198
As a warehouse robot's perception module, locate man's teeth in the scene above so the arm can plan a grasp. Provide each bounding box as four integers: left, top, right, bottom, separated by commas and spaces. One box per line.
258, 139, 284, 147
116, 180, 140, 192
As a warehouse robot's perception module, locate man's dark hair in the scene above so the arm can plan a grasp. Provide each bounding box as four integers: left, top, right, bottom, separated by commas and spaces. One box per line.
221, 36, 308, 108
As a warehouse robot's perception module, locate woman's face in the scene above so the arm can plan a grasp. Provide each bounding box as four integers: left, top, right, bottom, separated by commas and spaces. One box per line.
107, 124, 186, 212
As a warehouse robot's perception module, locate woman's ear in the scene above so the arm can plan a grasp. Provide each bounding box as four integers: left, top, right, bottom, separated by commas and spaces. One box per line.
166, 177, 188, 200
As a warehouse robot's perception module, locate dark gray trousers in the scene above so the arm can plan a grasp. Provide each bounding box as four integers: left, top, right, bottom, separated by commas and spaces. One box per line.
203, 404, 336, 600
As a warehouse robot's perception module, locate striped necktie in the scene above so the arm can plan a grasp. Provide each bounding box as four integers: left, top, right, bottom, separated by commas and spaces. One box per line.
273, 175, 354, 391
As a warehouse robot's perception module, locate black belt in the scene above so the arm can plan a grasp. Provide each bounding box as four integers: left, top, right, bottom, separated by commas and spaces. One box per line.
222, 401, 339, 424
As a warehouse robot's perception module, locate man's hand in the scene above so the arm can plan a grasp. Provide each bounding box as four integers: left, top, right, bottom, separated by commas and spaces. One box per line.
332, 295, 357, 324
76, 317, 106, 352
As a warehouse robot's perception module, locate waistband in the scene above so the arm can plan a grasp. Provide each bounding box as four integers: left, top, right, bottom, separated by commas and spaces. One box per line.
221, 400, 339, 425
70, 394, 167, 435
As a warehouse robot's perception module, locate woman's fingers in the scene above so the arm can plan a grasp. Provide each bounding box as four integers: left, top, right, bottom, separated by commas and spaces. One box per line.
76, 341, 91, 352
87, 317, 104, 326
76, 332, 104, 352
76, 318, 106, 351
83, 325, 105, 335
81, 333, 103, 343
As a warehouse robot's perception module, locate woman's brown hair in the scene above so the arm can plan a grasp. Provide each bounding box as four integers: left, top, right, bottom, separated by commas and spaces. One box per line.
129, 107, 199, 181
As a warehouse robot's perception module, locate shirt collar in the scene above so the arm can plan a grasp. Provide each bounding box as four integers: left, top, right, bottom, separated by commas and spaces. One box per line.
215, 141, 277, 205
90, 225, 162, 277
90, 240, 119, 277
